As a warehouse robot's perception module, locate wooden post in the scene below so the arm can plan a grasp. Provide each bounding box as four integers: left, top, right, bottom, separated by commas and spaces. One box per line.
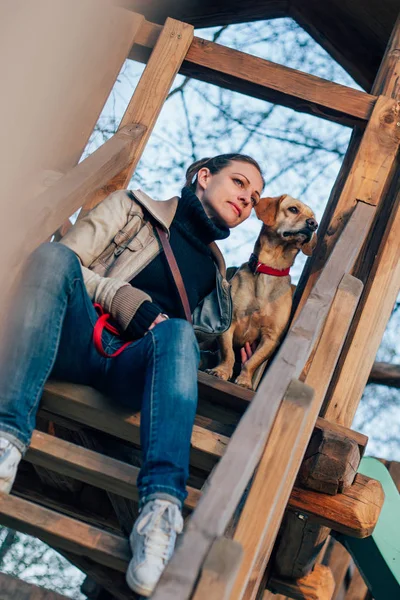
77, 17, 193, 217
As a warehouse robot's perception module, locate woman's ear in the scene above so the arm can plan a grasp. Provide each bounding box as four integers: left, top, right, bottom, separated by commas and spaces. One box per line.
255, 195, 286, 227
196, 167, 211, 192
301, 232, 318, 256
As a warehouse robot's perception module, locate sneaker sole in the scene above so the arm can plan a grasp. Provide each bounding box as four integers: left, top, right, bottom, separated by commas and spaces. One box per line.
126, 561, 155, 598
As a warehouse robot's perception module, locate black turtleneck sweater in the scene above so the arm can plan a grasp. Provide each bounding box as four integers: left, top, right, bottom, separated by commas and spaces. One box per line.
126, 187, 229, 338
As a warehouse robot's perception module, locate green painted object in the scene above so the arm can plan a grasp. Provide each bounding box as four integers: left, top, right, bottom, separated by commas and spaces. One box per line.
335, 457, 400, 600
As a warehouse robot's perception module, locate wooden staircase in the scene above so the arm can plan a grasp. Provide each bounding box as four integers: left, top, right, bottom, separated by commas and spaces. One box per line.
1, 3, 400, 599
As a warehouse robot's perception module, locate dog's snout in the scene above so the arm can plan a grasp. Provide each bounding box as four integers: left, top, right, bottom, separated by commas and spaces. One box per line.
306, 218, 318, 231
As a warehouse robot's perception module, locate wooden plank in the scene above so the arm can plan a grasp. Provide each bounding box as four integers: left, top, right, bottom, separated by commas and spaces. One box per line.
24, 429, 201, 511
289, 473, 384, 538
40, 381, 228, 472
267, 564, 336, 600
0, 493, 129, 572
131, 21, 376, 126
0, 572, 71, 600
22, 124, 146, 247
238, 275, 363, 598
151, 204, 373, 600
295, 95, 400, 318
22, 427, 377, 538
372, 12, 400, 98
191, 537, 243, 600
79, 17, 193, 216
274, 515, 331, 580
325, 185, 400, 425
230, 380, 313, 600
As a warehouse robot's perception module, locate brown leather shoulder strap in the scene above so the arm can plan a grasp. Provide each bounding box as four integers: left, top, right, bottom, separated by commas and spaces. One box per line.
155, 225, 192, 323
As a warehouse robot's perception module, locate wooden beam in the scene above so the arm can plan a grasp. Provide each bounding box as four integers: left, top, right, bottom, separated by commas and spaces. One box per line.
368, 361, 400, 388
78, 17, 193, 217
295, 18, 400, 427
0, 493, 130, 572
239, 275, 363, 597
23, 123, 146, 245
40, 381, 228, 472
151, 205, 375, 600
130, 20, 376, 126
191, 537, 243, 600
22, 427, 378, 538
297, 428, 360, 495
295, 95, 400, 318
229, 379, 313, 600
0, 572, 71, 600
267, 564, 336, 600
289, 473, 384, 538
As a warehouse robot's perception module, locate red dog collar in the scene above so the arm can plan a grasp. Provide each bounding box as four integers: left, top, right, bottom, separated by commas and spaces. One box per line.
249, 253, 290, 277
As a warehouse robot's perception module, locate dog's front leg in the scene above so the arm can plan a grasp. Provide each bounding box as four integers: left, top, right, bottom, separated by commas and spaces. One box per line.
235, 335, 279, 390
206, 324, 236, 381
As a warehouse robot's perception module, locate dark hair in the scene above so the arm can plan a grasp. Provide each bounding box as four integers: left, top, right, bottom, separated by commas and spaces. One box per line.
185, 153, 265, 192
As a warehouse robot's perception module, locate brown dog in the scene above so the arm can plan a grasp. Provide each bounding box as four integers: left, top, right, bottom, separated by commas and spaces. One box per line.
206, 194, 318, 389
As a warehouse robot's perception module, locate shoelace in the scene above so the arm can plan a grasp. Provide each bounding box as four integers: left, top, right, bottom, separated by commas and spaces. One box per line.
136, 503, 183, 563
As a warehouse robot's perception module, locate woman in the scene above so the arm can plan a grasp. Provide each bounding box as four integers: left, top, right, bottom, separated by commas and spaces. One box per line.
0, 153, 264, 596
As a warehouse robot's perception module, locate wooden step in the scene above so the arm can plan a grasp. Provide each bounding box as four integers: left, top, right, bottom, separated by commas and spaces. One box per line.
0, 492, 129, 572
24, 429, 381, 538
40, 380, 228, 472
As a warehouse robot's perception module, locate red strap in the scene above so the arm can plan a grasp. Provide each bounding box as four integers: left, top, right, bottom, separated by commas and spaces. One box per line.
93, 304, 132, 358
255, 263, 290, 277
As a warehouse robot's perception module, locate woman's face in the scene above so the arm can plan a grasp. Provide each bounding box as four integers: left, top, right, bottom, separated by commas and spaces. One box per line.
195, 161, 264, 228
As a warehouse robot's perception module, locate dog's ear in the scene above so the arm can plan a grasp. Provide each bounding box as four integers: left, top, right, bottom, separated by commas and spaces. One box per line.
255, 195, 286, 226
301, 232, 318, 256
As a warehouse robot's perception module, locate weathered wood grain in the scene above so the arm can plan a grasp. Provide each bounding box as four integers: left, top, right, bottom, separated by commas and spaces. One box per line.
132, 20, 376, 125
191, 537, 243, 600
0, 493, 129, 571
230, 380, 313, 600
78, 17, 193, 217
289, 473, 384, 538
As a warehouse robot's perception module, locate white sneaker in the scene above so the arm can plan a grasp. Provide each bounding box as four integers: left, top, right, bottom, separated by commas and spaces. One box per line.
126, 499, 183, 597
0, 438, 22, 493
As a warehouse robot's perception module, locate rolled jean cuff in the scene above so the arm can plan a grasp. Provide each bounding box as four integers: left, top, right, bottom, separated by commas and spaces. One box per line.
0, 428, 27, 455
139, 488, 184, 510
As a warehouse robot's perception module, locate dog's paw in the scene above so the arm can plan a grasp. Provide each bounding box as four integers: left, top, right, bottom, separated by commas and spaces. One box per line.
205, 367, 231, 381
234, 374, 254, 390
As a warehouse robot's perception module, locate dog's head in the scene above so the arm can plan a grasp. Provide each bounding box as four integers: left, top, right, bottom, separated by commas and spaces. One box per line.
255, 194, 318, 256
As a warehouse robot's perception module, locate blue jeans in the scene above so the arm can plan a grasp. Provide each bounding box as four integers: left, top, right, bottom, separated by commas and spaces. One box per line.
0, 243, 199, 507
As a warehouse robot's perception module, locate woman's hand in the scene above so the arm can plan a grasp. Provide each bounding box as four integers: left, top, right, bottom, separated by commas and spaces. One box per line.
148, 313, 169, 330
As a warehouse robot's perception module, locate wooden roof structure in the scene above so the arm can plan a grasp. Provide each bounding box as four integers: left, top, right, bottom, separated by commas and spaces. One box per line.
0, 1, 400, 599
125, 0, 400, 90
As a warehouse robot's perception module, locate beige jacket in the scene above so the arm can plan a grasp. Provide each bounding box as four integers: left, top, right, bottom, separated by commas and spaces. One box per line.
61, 189, 232, 338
